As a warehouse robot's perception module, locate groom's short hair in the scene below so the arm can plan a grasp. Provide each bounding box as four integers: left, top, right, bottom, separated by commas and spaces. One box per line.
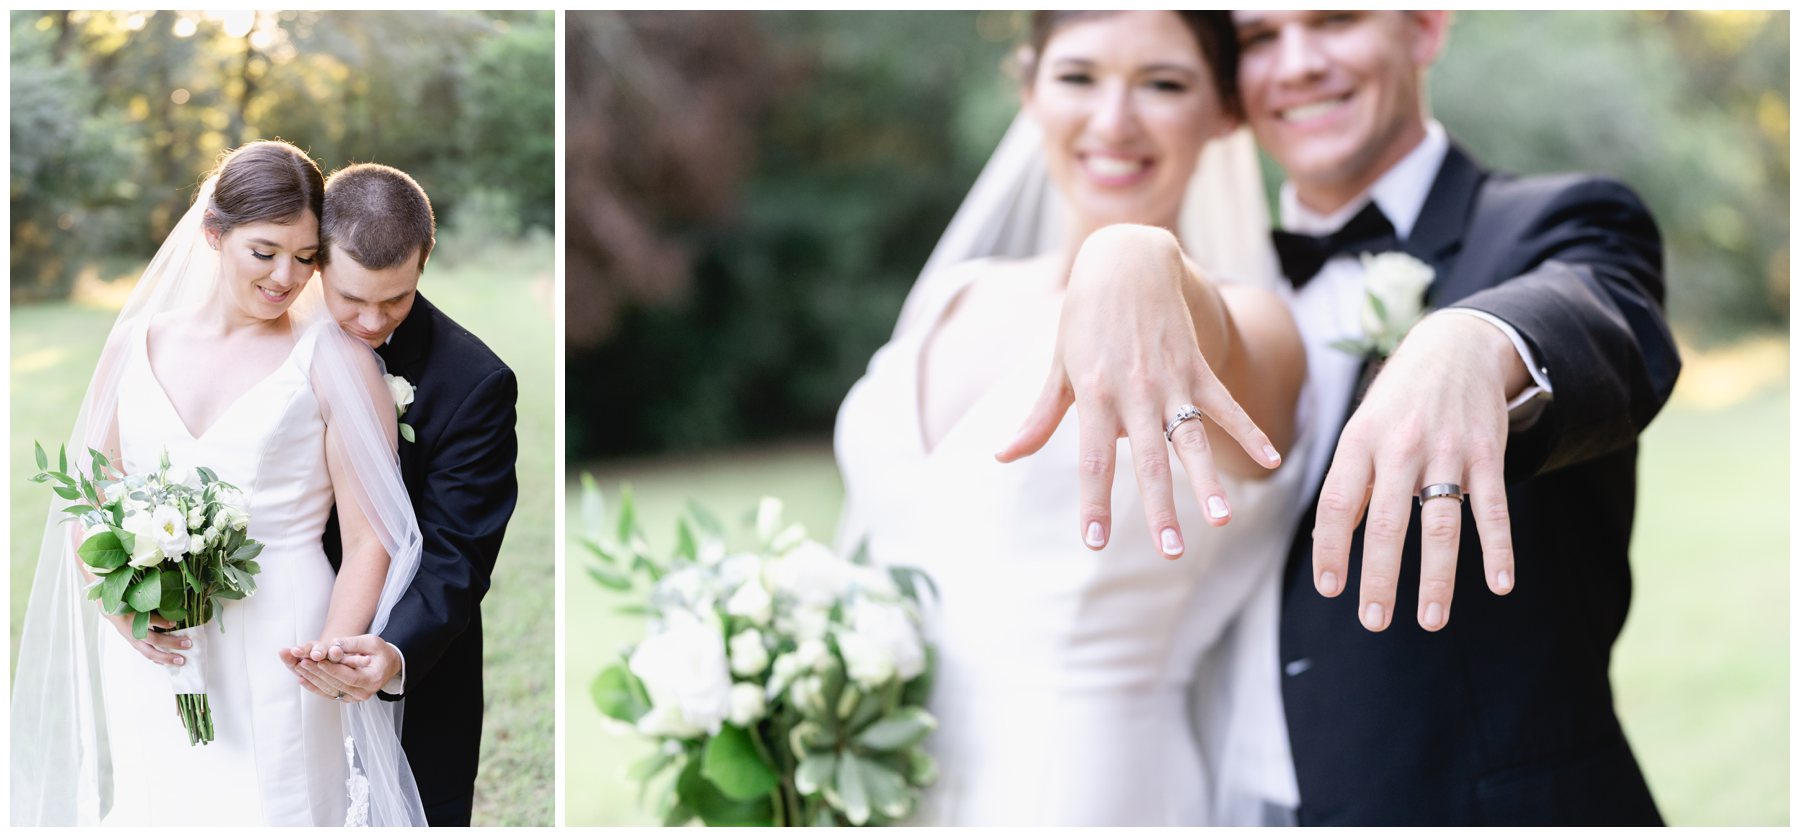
320, 163, 435, 272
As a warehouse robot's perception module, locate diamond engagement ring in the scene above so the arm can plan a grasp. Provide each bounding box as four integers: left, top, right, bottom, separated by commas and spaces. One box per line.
1420, 483, 1465, 504
1165, 404, 1205, 443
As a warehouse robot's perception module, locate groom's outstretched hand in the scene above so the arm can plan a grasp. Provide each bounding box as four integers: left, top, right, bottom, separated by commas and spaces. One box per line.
1313, 313, 1528, 632
279, 635, 403, 703
995, 225, 1283, 558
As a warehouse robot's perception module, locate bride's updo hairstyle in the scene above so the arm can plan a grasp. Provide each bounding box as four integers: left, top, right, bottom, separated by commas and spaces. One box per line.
1018, 11, 1242, 118
201, 140, 325, 238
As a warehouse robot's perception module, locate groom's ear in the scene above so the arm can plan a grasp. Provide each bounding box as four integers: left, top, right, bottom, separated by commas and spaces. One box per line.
1405, 11, 1452, 68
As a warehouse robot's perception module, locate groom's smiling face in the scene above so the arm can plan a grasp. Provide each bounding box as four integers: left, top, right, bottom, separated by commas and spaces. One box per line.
319, 246, 422, 348
1233, 10, 1448, 212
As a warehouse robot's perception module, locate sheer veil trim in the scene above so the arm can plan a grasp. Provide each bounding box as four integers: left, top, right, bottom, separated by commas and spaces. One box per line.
843, 113, 1300, 819
11, 178, 428, 826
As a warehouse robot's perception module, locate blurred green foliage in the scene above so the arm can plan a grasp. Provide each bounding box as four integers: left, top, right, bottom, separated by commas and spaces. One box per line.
568, 10, 1789, 461
10, 10, 554, 301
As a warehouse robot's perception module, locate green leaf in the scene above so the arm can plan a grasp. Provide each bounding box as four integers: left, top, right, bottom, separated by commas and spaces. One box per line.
701, 723, 780, 802
675, 518, 698, 563
854, 707, 937, 751
99, 567, 133, 610
686, 499, 724, 538
901, 646, 937, 708
399, 423, 416, 444
197, 466, 218, 485
904, 748, 938, 787
587, 564, 632, 592
810, 807, 836, 827
58, 445, 67, 476
131, 610, 150, 640
627, 749, 678, 783
61, 504, 95, 516
35, 442, 48, 472
85, 581, 105, 601
90, 448, 111, 478
660, 799, 695, 828
850, 538, 872, 566
675, 755, 773, 826
616, 484, 638, 543
857, 755, 914, 820
53, 485, 80, 500
158, 605, 188, 623
78, 530, 129, 571
613, 602, 655, 618
590, 664, 650, 724
228, 542, 264, 563
1367, 290, 1389, 324
577, 535, 615, 564
889, 564, 939, 604
578, 473, 605, 538
127, 568, 163, 612
831, 750, 872, 825
795, 752, 837, 796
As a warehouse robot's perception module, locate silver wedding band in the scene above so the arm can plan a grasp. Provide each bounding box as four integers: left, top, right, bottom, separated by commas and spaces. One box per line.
1165, 404, 1205, 443
1420, 483, 1466, 504
331, 692, 344, 701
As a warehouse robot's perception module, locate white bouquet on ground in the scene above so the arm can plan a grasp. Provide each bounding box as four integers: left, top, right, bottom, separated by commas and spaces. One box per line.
30, 444, 263, 746
580, 477, 938, 826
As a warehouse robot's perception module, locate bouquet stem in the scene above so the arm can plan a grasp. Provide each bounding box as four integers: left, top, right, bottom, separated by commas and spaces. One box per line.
176, 693, 214, 746
167, 623, 212, 746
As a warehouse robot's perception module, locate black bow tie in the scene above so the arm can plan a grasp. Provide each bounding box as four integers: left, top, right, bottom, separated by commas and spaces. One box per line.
1272, 202, 1400, 289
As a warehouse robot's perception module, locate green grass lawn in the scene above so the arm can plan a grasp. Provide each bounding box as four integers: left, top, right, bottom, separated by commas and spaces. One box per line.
565, 346, 1788, 826
10, 232, 555, 826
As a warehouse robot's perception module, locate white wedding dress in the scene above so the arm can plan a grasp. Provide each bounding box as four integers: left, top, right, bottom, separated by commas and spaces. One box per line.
835, 268, 1311, 826
96, 318, 347, 825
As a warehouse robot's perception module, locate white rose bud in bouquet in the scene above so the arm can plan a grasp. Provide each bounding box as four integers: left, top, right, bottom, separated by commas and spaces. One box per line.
837, 599, 927, 689
724, 576, 773, 627
764, 540, 849, 608
794, 638, 832, 673
849, 564, 900, 599
728, 629, 770, 677
727, 682, 767, 727
628, 610, 732, 739
790, 674, 828, 717
103, 482, 126, 505
186, 506, 205, 530
214, 487, 251, 530
165, 463, 199, 489
778, 604, 832, 643
123, 512, 165, 568
765, 652, 803, 699
188, 533, 206, 556
150, 505, 190, 560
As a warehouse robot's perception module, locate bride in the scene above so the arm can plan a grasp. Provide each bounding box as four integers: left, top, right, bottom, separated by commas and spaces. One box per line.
835, 12, 1311, 825
12, 141, 428, 826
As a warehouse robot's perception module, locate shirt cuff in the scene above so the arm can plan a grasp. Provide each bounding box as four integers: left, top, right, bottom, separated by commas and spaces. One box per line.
380, 642, 406, 696
1435, 308, 1554, 428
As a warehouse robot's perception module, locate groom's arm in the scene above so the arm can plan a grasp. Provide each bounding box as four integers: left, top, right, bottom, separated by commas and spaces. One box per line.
381, 365, 520, 690
1314, 175, 1677, 633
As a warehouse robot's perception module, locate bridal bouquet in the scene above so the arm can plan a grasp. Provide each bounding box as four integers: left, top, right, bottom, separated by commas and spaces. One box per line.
581, 478, 938, 826
30, 444, 263, 746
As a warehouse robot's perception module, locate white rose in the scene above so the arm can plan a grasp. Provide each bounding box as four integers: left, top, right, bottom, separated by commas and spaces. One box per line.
188, 533, 206, 556
794, 638, 832, 673
724, 577, 773, 626
122, 513, 164, 568
385, 374, 416, 416
836, 599, 927, 689
1358, 251, 1435, 347
214, 487, 251, 530
779, 604, 832, 642
728, 629, 770, 677
102, 482, 126, 505
186, 506, 205, 530
848, 564, 899, 599
789, 675, 827, 717
164, 463, 199, 490
763, 540, 849, 608
627, 610, 732, 739
727, 682, 766, 727
150, 505, 190, 559
698, 538, 728, 567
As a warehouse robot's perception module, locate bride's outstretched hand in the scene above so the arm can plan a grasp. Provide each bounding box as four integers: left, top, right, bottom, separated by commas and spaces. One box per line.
994, 225, 1282, 558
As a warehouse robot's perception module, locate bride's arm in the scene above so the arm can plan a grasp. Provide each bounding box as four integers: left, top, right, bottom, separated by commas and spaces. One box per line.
314, 340, 397, 649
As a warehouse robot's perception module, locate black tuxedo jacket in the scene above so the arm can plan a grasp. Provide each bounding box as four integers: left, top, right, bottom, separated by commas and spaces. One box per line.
325, 292, 519, 825
1277, 144, 1679, 825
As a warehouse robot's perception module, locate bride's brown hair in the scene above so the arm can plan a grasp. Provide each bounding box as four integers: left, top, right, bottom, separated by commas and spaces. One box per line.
202, 140, 325, 237
1018, 11, 1241, 118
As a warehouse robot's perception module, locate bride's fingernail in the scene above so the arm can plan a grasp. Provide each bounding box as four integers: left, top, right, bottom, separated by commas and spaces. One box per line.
1206, 496, 1230, 520
1084, 521, 1106, 548
1363, 602, 1385, 630
1160, 528, 1183, 557
1263, 445, 1281, 464
171, 657, 185, 666
1496, 569, 1513, 593
181, 640, 192, 648
1319, 571, 1339, 595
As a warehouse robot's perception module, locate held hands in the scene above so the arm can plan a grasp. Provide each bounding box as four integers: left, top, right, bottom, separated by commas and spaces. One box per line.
278, 635, 402, 703
995, 224, 1283, 558
1313, 312, 1528, 632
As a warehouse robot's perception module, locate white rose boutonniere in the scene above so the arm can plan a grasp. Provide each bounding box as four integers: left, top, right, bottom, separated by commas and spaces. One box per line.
385, 374, 417, 443
1333, 251, 1436, 358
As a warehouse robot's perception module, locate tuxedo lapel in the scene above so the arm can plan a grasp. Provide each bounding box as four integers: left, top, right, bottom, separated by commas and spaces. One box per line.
379, 293, 437, 379
1408, 144, 1488, 307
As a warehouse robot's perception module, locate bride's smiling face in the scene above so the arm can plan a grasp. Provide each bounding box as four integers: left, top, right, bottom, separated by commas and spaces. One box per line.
1025, 11, 1234, 235
206, 211, 320, 321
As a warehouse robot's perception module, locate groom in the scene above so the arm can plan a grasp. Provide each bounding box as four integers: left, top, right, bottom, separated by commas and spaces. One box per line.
1005, 11, 1677, 825
280, 163, 519, 827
